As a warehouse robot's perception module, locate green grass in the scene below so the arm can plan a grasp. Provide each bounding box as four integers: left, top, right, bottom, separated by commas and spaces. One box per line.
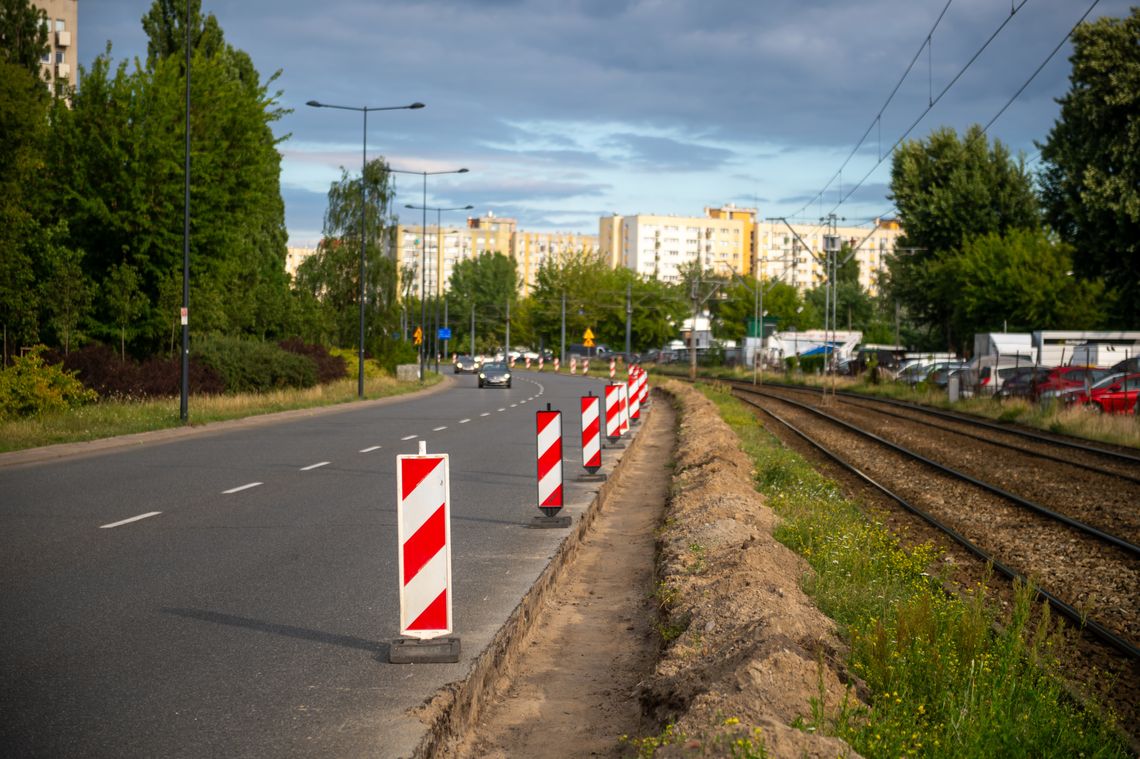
698, 382, 1129, 758
0, 372, 441, 453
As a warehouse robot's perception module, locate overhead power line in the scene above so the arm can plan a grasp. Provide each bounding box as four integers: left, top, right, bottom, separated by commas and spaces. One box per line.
822, 0, 1100, 221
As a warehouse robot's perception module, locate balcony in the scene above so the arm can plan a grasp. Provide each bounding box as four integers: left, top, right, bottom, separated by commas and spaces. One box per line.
56, 30, 71, 47
56, 63, 71, 79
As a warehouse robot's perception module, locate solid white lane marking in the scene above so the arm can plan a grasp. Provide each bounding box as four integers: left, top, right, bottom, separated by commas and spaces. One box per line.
100, 512, 162, 529
458, 418, 471, 424
223, 482, 263, 494
480, 412, 491, 417
301, 461, 330, 471
401, 434, 418, 441
432, 426, 448, 432
359, 446, 381, 453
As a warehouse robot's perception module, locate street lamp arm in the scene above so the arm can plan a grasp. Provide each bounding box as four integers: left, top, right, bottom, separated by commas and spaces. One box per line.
306, 100, 425, 112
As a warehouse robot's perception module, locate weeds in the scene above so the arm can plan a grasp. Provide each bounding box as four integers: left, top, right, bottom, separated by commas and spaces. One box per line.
697, 382, 1129, 758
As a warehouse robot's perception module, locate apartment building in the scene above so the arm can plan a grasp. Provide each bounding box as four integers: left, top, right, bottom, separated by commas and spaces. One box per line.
32, 0, 77, 93
599, 205, 755, 283
395, 212, 597, 298
754, 217, 902, 295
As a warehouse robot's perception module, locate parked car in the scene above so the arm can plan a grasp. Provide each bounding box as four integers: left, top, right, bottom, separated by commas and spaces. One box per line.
478, 362, 512, 389
1085, 373, 1140, 414
959, 355, 1037, 396
995, 367, 1051, 399
453, 355, 479, 374
1034, 365, 1113, 401
1050, 371, 1129, 405
926, 363, 968, 389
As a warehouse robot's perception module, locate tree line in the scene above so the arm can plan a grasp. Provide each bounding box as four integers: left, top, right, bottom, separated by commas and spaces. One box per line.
1, 0, 1135, 377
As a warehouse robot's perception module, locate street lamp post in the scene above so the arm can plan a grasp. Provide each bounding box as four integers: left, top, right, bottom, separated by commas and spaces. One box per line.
392, 169, 469, 380
306, 99, 424, 397
404, 203, 472, 373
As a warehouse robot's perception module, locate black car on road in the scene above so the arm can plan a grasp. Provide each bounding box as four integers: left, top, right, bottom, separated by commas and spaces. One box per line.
478, 362, 511, 389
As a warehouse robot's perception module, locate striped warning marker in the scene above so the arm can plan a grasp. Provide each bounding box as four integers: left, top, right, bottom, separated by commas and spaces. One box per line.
604, 384, 622, 443
553, 357, 560, 372
538, 356, 544, 371
618, 383, 630, 436
638, 366, 649, 406
628, 370, 641, 422
396, 452, 453, 639
536, 407, 564, 516
580, 394, 602, 474
609, 358, 616, 379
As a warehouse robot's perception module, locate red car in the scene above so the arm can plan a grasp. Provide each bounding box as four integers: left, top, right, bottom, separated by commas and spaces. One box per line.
1033, 365, 1112, 401
1086, 373, 1140, 414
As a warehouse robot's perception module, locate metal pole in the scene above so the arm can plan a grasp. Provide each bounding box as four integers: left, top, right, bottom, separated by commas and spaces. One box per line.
443, 296, 449, 362
358, 107, 367, 398
624, 282, 632, 360
419, 172, 427, 380
560, 291, 566, 365
470, 303, 475, 356
753, 274, 760, 386
433, 208, 441, 373
689, 279, 698, 381
505, 298, 511, 362
180, 0, 190, 422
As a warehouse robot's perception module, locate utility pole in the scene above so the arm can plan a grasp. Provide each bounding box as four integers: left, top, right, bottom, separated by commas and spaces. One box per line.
625, 282, 632, 360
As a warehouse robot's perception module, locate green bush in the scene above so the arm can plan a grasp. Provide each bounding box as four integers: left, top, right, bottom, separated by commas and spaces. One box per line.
0, 347, 98, 420
194, 335, 318, 394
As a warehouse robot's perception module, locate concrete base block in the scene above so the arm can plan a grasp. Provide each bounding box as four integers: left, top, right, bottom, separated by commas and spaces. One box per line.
389, 636, 461, 664
527, 514, 572, 529
577, 472, 607, 482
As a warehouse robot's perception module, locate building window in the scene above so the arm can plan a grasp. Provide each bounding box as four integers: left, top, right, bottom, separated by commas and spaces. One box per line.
56, 18, 65, 32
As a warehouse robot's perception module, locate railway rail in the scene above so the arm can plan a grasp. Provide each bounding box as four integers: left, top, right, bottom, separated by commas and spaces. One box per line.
725, 380, 1139, 662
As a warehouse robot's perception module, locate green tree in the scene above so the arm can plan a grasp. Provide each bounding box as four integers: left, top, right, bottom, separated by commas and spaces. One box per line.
294, 158, 400, 358
0, 0, 48, 75
39, 224, 93, 354
941, 228, 1108, 336
448, 251, 521, 354
1039, 8, 1140, 327
104, 262, 145, 361
886, 125, 1039, 351
40, 3, 293, 353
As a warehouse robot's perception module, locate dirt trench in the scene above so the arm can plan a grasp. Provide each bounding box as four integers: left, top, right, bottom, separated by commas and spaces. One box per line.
421, 384, 862, 758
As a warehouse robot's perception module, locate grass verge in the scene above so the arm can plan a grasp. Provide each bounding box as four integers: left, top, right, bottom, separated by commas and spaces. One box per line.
0, 372, 441, 453
699, 382, 1128, 758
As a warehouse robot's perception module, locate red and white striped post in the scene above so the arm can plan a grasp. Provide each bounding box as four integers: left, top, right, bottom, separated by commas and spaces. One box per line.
638, 366, 649, 407
553, 357, 560, 372
618, 383, 630, 436
538, 356, 544, 371
628, 369, 641, 423
533, 405, 571, 527
583, 358, 590, 374
580, 393, 602, 476
604, 383, 623, 445
525, 356, 531, 369
609, 358, 616, 379
392, 444, 460, 662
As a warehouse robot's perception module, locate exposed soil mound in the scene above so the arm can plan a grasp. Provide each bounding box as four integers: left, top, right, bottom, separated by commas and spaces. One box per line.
641, 382, 865, 758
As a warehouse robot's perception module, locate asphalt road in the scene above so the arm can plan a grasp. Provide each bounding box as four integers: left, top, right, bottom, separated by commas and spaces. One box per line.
0, 370, 637, 758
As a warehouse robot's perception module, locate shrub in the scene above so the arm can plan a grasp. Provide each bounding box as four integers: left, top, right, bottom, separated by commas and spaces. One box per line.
57, 343, 224, 399
0, 347, 97, 420
195, 335, 318, 394
278, 338, 348, 384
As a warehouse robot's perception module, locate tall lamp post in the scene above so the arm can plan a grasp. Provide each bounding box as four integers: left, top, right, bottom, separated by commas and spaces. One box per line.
404, 203, 473, 372
391, 167, 469, 380
306, 99, 424, 397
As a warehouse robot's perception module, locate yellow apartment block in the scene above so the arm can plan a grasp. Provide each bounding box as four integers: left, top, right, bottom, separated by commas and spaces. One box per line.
395, 212, 598, 298
32, 0, 78, 94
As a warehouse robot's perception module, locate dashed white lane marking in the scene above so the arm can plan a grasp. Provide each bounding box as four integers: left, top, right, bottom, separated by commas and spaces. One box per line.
359, 446, 381, 453
459, 418, 471, 424
432, 426, 448, 432
510, 404, 519, 408
100, 512, 162, 529
223, 482, 263, 494
480, 412, 491, 417
401, 435, 418, 441
498, 408, 506, 412
301, 462, 330, 471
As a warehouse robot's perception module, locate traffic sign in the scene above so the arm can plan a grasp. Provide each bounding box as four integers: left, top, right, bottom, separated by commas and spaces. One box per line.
583, 327, 595, 348
413, 327, 423, 345
438, 327, 452, 340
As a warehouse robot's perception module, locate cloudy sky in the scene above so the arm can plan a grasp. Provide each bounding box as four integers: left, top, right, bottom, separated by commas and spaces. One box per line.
77, 0, 1131, 246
